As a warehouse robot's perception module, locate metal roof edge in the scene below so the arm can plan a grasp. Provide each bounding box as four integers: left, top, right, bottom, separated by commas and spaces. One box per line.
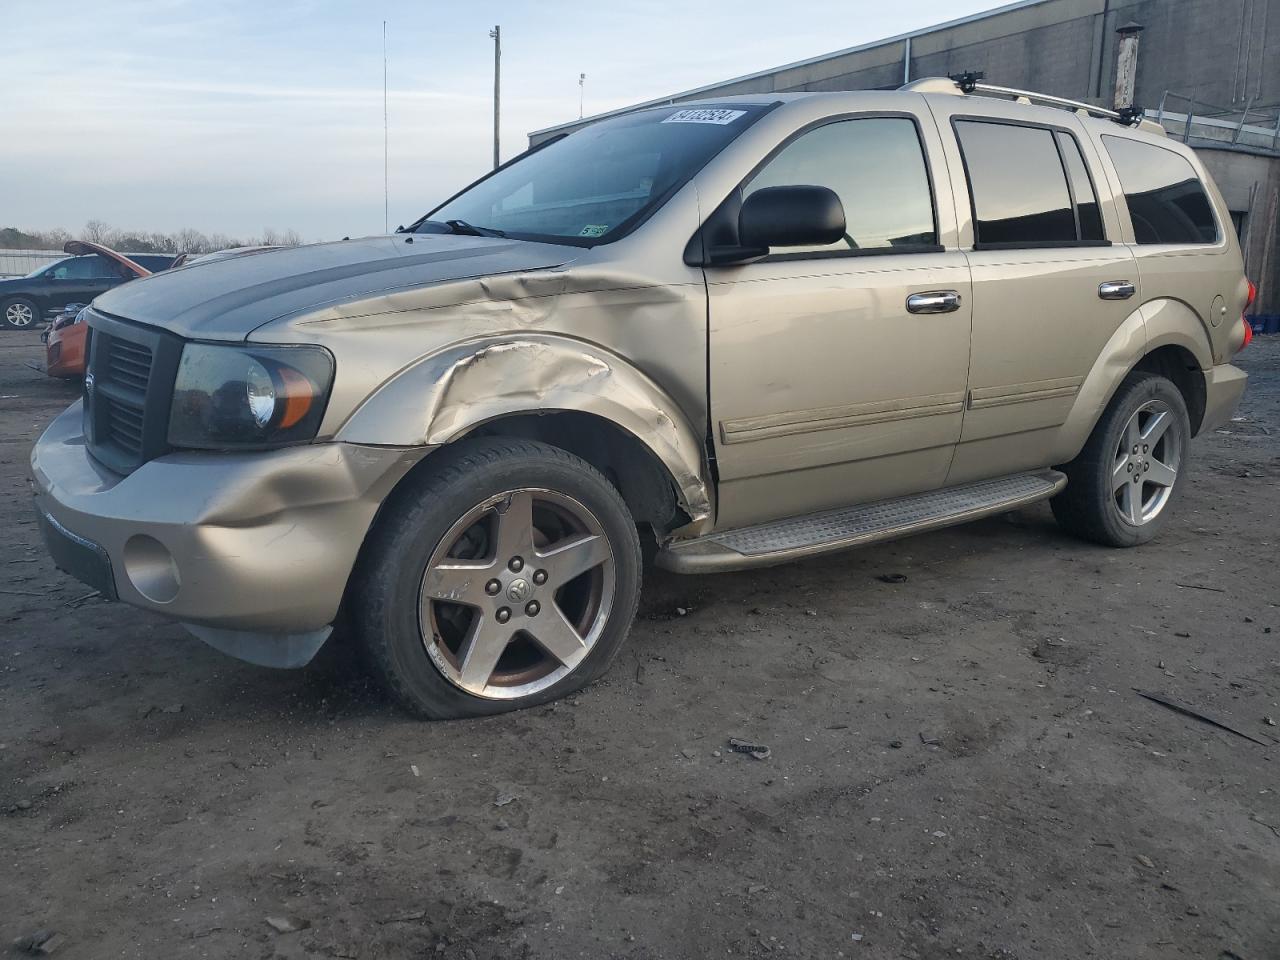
527, 0, 1059, 138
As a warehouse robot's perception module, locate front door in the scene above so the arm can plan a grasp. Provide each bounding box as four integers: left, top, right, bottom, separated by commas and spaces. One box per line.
705, 113, 972, 530
43, 255, 120, 316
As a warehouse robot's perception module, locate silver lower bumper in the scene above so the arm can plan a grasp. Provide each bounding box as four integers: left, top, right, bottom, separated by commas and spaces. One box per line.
31, 401, 426, 641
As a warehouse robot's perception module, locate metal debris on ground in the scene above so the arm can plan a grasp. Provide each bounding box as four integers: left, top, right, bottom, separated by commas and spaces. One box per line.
727, 738, 771, 760
1134, 689, 1274, 746
494, 793, 517, 806
876, 574, 909, 584
919, 732, 941, 746
265, 916, 310, 934
12, 930, 67, 955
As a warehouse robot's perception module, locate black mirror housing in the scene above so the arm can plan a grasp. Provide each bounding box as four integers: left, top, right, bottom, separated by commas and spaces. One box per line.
739, 185, 846, 250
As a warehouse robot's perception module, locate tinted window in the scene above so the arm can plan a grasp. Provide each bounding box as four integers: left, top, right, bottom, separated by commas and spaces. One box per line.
49, 255, 115, 280
133, 255, 176, 271
956, 121, 1075, 245
1055, 131, 1105, 243
1103, 136, 1217, 244
744, 117, 937, 254
427, 104, 767, 244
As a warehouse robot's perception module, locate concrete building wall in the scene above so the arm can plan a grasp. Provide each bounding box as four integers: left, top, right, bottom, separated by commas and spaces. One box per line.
526, 0, 1280, 311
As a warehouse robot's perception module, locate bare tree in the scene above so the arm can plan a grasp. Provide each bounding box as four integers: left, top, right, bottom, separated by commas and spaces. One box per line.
2, 222, 308, 253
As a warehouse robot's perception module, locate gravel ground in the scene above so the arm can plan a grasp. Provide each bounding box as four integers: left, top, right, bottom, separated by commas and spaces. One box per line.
1, 329, 1277, 960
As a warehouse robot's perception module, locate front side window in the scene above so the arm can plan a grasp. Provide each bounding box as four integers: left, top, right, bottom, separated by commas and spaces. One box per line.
423, 104, 769, 245
955, 120, 1078, 246
50, 255, 112, 280
1103, 136, 1217, 244
743, 117, 938, 255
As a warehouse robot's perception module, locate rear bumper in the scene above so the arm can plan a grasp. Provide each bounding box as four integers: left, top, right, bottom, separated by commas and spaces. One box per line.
31, 401, 426, 635
1199, 362, 1248, 434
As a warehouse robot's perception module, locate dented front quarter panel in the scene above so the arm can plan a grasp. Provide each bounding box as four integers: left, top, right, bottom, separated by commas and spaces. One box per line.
248, 225, 715, 530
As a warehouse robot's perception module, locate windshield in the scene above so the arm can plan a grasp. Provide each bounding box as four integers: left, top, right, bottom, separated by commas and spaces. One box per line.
422, 104, 769, 245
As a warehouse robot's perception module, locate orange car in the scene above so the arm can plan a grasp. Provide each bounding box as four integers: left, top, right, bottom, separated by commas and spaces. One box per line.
44, 241, 186, 379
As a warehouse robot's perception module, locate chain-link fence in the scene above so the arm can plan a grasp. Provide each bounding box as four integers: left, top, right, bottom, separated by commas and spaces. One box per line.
0, 249, 65, 278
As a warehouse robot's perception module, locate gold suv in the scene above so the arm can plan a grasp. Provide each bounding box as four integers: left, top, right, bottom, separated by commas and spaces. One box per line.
32, 78, 1253, 717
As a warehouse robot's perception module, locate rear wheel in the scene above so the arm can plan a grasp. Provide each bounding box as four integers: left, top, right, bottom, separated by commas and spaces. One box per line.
1051, 371, 1190, 547
354, 438, 642, 718
2, 298, 39, 330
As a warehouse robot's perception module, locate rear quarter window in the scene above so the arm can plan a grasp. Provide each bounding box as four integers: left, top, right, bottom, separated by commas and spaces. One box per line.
1102, 136, 1218, 245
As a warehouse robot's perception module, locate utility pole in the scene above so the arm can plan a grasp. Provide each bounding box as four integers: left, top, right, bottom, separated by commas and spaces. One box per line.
489, 25, 501, 169
382, 20, 389, 233
578, 72, 585, 119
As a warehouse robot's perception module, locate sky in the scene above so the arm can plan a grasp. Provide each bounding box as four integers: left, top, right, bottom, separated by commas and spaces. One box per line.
3, 0, 1012, 241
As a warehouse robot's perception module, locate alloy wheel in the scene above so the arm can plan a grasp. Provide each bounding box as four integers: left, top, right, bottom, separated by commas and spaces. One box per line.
1112, 399, 1182, 526
418, 488, 615, 699
5, 303, 35, 327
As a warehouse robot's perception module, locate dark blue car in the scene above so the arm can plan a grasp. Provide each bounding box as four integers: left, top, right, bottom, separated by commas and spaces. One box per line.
1, 252, 178, 329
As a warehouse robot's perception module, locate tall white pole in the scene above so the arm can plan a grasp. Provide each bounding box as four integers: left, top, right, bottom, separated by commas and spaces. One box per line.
579, 72, 585, 119
490, 26, 501, 169
382, 20, 389, 232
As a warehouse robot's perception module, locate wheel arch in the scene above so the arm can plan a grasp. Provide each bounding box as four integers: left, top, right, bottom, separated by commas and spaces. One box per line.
336, 335, 713, 533
1051, 301, 1212, 463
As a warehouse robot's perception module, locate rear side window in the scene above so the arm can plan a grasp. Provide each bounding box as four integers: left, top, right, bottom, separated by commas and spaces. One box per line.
1103, 136, 1218, 244
1055, 132, 1105, 243
744, 117, 938, 255
955, 120, 1107, 248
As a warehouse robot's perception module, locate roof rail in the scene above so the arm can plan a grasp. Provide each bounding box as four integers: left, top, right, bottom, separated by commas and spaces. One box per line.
903, 73, 1162, 133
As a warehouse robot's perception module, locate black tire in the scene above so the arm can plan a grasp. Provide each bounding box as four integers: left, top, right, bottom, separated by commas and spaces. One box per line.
1051, 371, 1191, 547
353, 437, 642, 719
2, 297, 40, 330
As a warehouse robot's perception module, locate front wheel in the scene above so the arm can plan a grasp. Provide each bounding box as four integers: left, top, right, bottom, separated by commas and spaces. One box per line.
2, 297, 40, 330
1051, 371, 1190, 547
353, 438, 642, 719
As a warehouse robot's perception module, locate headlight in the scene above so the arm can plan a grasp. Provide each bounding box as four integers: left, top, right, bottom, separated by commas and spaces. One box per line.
168, 343, 334, 448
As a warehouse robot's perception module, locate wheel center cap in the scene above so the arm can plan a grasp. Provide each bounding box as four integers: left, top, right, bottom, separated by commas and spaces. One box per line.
506, 578, 532, 603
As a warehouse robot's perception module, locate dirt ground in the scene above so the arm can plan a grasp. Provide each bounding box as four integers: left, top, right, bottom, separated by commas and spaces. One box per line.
1, 328, 1277, 960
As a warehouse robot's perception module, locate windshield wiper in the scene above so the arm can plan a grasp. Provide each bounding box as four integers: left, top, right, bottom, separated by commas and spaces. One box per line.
445, 219, 507, 238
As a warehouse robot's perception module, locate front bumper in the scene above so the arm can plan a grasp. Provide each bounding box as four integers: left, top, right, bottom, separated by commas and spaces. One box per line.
1199, 362, 1248, 434
31, 401, 425, 638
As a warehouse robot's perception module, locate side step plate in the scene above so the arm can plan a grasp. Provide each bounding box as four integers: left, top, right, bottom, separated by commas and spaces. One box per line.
657, 470, 1066, 574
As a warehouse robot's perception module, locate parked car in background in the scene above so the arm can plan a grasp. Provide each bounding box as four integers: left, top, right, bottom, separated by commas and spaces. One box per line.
39, 241, 178, 377
1, 244, 179, 329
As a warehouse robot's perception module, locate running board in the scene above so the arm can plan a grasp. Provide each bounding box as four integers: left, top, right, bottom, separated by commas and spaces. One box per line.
657, 470, 1067, 574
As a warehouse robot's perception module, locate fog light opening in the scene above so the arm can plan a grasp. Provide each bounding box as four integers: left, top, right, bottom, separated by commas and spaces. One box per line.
122, 535, 181, 604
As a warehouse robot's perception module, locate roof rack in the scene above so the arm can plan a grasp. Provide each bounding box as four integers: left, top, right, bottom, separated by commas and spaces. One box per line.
903, 72, 1155, 130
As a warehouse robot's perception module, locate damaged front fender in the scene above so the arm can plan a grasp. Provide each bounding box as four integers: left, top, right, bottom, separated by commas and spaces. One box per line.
334, 334, 713, 527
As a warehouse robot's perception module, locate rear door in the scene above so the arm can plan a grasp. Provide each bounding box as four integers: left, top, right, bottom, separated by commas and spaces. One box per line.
924, 99, 1139, 484
704, 109, 973, 530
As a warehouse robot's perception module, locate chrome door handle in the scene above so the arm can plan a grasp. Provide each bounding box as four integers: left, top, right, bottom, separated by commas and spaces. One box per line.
1099, 280, 1135, 300
906, 290, 962, 314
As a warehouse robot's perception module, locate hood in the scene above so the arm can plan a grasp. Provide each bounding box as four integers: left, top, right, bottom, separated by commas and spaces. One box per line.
63, 239, 151, 278
92, 234, 574, 340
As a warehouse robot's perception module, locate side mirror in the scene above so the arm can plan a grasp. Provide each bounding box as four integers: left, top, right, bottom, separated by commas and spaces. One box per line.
739, 185, 846, 250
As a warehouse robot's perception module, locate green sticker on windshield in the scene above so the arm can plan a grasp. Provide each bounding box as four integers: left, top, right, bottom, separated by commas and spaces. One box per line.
578, 224, 609, 237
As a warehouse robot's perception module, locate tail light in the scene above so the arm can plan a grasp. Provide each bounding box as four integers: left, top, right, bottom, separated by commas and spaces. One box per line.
1236, 278, 1256, 353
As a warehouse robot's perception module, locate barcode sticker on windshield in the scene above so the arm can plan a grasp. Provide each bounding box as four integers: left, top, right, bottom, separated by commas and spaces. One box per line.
662, 108, 746, 125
